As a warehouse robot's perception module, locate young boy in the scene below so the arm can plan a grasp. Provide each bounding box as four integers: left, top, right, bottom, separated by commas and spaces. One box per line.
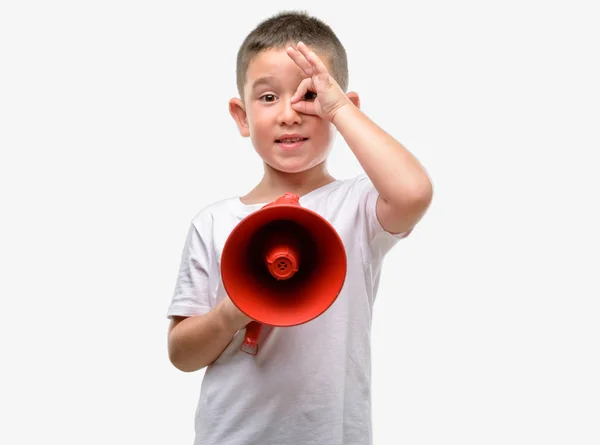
167, 10, 433, 445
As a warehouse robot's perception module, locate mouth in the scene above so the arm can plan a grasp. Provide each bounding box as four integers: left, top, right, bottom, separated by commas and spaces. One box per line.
275, 137, 309, 149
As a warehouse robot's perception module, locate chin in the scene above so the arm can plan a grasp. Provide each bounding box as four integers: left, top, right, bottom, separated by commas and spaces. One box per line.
267, 159, 321, 175
271, 164, 310, 174
268, 151, 331, 173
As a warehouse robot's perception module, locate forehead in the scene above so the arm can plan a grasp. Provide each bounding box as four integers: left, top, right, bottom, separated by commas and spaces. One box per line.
245, 47, 332, 92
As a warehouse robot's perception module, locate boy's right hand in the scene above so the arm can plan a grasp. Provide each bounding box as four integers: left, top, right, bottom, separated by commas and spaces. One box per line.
217, 296, 254, 332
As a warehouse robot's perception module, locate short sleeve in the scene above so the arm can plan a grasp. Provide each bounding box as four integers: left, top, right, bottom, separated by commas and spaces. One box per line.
354, 175, 411, 263
166, 222, 214, 318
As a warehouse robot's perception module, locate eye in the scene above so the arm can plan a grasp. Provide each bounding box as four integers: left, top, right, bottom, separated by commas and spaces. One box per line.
304, 91, 317, 101
260, 94, 277, 102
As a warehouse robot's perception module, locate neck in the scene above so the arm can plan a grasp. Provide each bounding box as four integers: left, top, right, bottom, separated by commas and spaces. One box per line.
241, 161, 336, 205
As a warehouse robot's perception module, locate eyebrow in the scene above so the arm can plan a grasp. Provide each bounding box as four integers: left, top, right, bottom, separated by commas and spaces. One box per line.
251, 75, 278, 91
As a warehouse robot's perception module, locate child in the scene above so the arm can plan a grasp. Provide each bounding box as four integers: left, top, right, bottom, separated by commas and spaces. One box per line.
167, 10, 433, 445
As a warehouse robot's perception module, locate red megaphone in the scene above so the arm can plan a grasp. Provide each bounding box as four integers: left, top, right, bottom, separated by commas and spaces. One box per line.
220, 193, 347, 355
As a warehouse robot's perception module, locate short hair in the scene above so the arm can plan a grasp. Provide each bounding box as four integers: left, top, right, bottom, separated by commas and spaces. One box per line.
235, 11, 349, 98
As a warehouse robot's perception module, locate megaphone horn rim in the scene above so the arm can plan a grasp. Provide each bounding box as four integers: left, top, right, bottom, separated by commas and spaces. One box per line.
220, 203, 347, 327
222, 204, 346, 255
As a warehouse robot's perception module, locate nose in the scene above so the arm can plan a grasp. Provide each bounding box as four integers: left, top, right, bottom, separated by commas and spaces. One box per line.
277, 98, 302, 126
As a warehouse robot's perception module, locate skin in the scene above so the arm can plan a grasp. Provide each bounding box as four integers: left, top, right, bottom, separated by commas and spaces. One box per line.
168, 41, 433, 372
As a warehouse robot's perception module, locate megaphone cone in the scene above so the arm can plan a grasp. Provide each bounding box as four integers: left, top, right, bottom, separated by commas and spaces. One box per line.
220, 193, 347, 355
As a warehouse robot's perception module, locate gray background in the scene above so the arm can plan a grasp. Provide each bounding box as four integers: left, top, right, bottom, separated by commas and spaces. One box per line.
1, 1, 598, 443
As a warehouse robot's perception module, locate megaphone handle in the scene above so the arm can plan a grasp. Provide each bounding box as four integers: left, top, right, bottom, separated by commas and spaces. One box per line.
240, 321, 262, 355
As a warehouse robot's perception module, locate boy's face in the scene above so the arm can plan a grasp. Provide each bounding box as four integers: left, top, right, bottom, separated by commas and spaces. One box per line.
230, 47, 337, 175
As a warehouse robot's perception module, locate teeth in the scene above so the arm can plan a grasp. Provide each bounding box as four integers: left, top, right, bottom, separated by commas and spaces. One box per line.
279, 138, 304, 143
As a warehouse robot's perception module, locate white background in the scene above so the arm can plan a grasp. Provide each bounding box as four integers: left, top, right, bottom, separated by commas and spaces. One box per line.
1, 0, 599, 444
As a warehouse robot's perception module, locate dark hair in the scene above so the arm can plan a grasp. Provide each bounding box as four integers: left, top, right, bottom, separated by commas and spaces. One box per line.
235, 11, 348, 98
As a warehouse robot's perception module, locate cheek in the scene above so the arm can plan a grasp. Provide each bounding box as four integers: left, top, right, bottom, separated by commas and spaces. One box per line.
247, 117, 273, 153
311, 122, 335, 144
248, 109, 274, 134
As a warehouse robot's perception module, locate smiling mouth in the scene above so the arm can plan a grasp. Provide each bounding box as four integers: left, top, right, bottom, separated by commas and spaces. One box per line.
275, 137, 308, 143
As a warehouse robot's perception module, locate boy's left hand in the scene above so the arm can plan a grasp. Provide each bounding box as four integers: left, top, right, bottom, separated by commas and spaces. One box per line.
286, 41, 352, 122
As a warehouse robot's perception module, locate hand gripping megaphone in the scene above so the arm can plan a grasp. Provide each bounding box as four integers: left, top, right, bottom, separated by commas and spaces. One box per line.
220, 193, 347, 355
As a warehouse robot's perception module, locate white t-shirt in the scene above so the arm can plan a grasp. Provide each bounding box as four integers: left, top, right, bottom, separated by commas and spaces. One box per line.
167, 175, 410, 445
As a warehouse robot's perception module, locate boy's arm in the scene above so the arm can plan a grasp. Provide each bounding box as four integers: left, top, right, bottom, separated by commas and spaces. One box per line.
332, 105, 433, 235
287, 42, 433, 235
168, 297, 251, 372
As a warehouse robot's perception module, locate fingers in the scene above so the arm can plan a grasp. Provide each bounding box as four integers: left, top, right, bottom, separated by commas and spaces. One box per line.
286, 45, 313, 78
296, 41, 329, 76
287, 41, 329, 77
290, 78, 313, 103
290, 78, 317, 115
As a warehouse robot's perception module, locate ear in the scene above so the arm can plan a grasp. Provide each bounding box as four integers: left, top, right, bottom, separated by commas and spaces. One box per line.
346, 91, 360, 109
229, 98, 250, 137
